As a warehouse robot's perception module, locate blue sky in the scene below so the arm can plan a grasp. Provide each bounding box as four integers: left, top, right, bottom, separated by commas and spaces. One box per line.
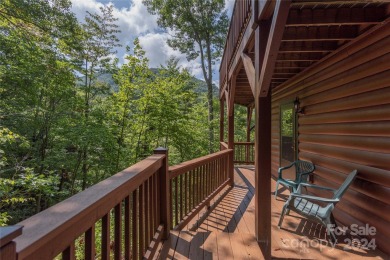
70, 0, 235, 83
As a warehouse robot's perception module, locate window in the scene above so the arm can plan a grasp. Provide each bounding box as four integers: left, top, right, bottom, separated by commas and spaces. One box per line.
280, 102, 297, 166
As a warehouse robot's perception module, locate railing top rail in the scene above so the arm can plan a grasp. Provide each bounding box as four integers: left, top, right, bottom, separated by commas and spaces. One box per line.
14, 154, 165, 259
169, 149, 233, 179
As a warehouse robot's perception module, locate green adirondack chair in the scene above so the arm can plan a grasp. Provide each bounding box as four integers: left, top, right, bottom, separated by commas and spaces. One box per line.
278, 170, 358, 243
274, 160, 315, 199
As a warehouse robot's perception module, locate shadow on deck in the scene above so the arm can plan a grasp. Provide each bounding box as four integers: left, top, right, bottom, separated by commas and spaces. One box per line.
156, 167, 388, 259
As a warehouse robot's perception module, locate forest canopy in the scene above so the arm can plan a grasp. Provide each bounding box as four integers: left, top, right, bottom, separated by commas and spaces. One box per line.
0, 0, 249, 226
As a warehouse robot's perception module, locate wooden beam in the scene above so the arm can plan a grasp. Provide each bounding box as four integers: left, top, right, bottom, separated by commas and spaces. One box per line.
224, 89, 229, 115
228, 77, 236, 116
254, 92, 272, 260
286, 7, 385, 27
282, 26, 357, 42
241, 52, 256, 96
257, 0, 291, 97
220, 98, 225, 143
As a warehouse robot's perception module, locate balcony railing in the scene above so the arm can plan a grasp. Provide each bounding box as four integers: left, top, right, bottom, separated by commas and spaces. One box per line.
220, 141, 255, 164
233, 142, 255, 164
220, 0, 252, 88
169, 149, 233, 230
1, 148, 234, 259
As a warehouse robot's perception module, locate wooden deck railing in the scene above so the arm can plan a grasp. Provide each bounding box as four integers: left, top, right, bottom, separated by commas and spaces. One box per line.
168, 149, 233, 230
2, 148, 170, 260
1, 148, 238, 259
234, 142, 255, 164
220, 0, 252, 88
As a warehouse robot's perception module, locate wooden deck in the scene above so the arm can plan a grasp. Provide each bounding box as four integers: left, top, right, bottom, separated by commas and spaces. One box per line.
156, 167, 388, 259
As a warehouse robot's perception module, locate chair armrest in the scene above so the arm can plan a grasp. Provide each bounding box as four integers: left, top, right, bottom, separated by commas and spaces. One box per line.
278, 162, 295, 178
298, 183, 337, 192
290, 193, 340, 203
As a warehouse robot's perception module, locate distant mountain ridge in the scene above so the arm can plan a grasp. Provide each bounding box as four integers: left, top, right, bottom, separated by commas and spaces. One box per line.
80, 68, 219, 96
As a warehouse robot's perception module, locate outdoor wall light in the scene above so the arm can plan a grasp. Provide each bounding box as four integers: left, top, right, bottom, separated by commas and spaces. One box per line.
294, 97, 305, 115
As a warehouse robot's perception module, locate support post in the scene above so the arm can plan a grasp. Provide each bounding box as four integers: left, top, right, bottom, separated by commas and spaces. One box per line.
227, 103, 234, 186
154, 147, 170, 240
220, 98, 225, 150
0, 226, 23, 260
254, 90, 272, 260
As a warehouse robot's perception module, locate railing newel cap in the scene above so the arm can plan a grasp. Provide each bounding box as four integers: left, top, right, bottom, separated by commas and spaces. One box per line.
154, 147, 168, 154
0, 225, 23, 247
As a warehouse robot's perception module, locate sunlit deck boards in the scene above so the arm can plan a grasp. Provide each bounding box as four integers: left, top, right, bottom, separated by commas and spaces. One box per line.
156, 167, 388, 259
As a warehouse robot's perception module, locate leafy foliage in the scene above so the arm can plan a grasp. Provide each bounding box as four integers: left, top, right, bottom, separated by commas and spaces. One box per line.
0, 0, 249, 228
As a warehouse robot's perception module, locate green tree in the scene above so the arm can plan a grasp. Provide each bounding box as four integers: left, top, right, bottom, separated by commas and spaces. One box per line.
142, 0, 229, 153
68, 5, 121, 191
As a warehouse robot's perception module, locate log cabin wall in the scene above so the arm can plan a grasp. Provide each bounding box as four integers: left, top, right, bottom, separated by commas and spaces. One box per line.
270, 23, 390, 254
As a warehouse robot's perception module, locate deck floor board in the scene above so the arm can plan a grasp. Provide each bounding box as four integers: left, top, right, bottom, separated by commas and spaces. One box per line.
157, 167, 388, 259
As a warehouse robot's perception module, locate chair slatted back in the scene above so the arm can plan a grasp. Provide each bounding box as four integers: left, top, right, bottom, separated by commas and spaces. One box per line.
294, 160, 315, 182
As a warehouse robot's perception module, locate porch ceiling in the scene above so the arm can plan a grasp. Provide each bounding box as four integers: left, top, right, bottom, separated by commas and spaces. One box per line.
233, 0, 390, 107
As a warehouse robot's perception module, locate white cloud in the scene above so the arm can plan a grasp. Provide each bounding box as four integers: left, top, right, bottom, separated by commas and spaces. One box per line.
69, 0, 235, 81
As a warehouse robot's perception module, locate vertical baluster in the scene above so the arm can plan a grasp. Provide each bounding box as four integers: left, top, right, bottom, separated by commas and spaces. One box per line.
149, 175, 153, 246
114, 203, 122, 260
196, 167, 199, 205
184, 172, 188, 215
145, 178, 150, 249
170, 179, 173, 229
62, 241, 75, 260
190, 170, 194, 211
124, 196, 131, 260
85, 225, 95, 260
102, 213, 110, 260
139, 183, 145, 259
152, 173, 156, 236
204, 164, 207, 198
179, 174, 183, 221
174, 177, 179, 225
132, 189, 138, 260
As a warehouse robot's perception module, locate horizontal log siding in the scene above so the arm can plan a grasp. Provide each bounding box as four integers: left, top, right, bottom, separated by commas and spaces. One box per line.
271, 24, 390, 255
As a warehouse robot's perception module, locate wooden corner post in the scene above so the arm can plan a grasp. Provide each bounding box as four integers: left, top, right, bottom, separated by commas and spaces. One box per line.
0, 226, 23, 260
154, 147, 171, 240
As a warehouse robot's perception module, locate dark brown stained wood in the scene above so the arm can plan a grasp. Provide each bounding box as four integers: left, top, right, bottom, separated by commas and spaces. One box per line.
274, 43, 390, 103
299, 134, 390, 153
154, 148, 170, 240
257, 0, 291, 97
84, 226, 95, 260
132, 190, 138, 259
311, 174, 390, 223
270, 17, 390, 254
306, 164, 390, 205
102, 213, 110, 260
273, 18, 390, 96
254, 92, 272, 259
169, 150, 232, 179
300, 103, 390, 125
300, 143, 390, 170
14, 153, 164, 259
305, 87, 390, 115
139, 183, 145, 257
300, 66, 389, 104
287, 7, 386, 27
0, 226, 22, 248
124, 196, 130, 260
62, 242, 75, 260
299, 121, 390, 136
241, 52, 256, 96
114, 203, 122, 260
282, 26, 357, 42
300, 151, 390, 188
0, 227, 21, 260
0, 241, 16, 260
220, 98, 225, 143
